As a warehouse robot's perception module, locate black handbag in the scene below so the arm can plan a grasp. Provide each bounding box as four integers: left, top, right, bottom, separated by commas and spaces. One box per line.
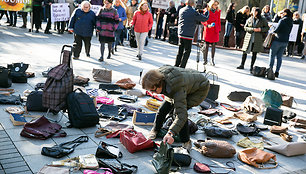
41, 136, 88, 158
26, 90, 48, 111
200, 98, 218, 110
227, 91, 252, 102
0, 94, 22, 105
95, 141, 122, 159
236, 123, 260, 136
205, 72, 219, 101
172, 147, 191, 167
266, 68, 275, 80
99, 83, 122, 94
0, 66, 12, 88
252, 66, 266, 77
98, 158, 138, 174
118, 95, 138, 103
7, 62, 29, 83
97, 105, 127, 122
204, 126, 236, 138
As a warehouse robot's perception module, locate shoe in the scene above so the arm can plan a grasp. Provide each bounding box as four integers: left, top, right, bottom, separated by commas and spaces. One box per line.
73, 57, 79, 60
280, 133, 293, 142
250, 66, 253, 72
5, 21, 10, 23
211, 60, 215, 66
236, 65, 244, 69
44, 30, 51, 34
12, 24, 16, 27
35, 29, 39, 33
138, 55, 142, 60
19, 25, 26, 28
136, 54, 139, 58
86, 53, 90, 57
182, 140, 192, 151
111, 49, 114, 55
115, 46, 117, 52
274, 72, 279, 78
203, 61, 207, 65
301, 55, 305, 59
98, 57, 104, 62
107, 54, 111, 59
161, 38, 166, 41
57, 30, 61, 34
148, 129, 158, 140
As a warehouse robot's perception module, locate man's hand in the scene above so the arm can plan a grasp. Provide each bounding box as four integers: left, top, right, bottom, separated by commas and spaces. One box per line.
163, 133, 174, 144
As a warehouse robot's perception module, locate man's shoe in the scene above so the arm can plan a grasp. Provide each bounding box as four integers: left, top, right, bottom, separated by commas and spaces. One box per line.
107, 54, 111, 59
274, 72, 279, 78
12, 24, 16, 27
301, 55, 305, 59
115, 46, 117, 52
182, 140, 192, 151
111, 49, 114, 55
138, 55, 142, 60
73, 57, 79, 60
86, 53, 90, 57
161, 38, 166, 41
35, 29, 39, 33
148, 129, 158, 140
7, 24, 12, 26
98, 57, 104, 62
19, 25, 26, 28
236, 65, 244, 69
44, 30, 51, 34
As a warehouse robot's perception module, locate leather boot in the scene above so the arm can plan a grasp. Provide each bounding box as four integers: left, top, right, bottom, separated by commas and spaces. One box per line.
250, 52, 257, 71
237, 53, 247, 69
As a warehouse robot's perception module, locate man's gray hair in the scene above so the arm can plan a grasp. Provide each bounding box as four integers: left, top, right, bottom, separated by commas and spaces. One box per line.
186, 0, 195, 6
81, 1, 91, 10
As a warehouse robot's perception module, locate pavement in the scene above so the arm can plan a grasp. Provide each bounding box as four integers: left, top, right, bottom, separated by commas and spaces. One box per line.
1, 17, 306, 174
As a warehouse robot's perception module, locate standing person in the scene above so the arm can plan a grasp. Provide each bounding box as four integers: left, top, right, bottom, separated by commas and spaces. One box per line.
130, 1, 153, 60
44, 0, 54, 34
176, 0, 186, 18
155, 8, 165, 39
175, 0, 209, 68
235, 6, 250, 49
90, 0, 103, 5
223, 2, 235, 47
126, 0, 137, 27
68, 1, 96, 59
32, 0, 43, 33
143, 65, 210, 149
96, 0, 119, 61
54, 0, 67, 34
8, 11, 17, 27
19, 12, 28, 28
202, 0, 221, 66
112, 0, 127, 53
287, 11, 303, 56
268, 9, 293, 78
236, 7, 269, 72
0, 10, 10, 24
261, 5, 272, 22
162, 1, 176, 41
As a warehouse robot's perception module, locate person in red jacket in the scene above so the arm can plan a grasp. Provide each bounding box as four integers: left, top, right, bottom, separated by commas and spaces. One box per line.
131, 1, 153, 60
202, 0, 221, 66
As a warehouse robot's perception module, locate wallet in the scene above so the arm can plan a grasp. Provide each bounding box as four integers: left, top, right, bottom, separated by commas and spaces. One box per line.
118, 95, 138, 103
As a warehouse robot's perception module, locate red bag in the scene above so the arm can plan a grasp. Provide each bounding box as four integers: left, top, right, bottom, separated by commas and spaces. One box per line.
120, 130, 155, 153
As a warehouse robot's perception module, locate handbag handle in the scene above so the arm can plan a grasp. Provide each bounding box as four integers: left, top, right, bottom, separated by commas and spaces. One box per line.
205, 71, 218, 84
115, 158, 138, 172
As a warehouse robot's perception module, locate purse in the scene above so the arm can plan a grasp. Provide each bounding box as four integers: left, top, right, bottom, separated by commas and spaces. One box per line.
26, 90, 48, 112
266, 68, 275, 80
252, 66, 266, 77
233, 111, 258, 122
152, 142, 173, 174
172, 147, 191, 167
99, 83, 122, 94
83, 168, 113, 174
0, 94, 22, 105
7, 62, 29, 83
194, 139, 236, 158
265, 142, 306, 157
204, 126, 235, 138
205, 72, 219, 101
227, 91, 252, 102
145, 99, 162, 111
237, 137, 264, 150
132, 111, 156, 126
120, 129, 155, 153
98, 159, 138, 174
96, 97, 114, 105
118, 95, 138, 103
115, 78, 136, 89
97, 105, 127, 122
270, 125, 287, 134
0, 66, 12, 88
74, 75, 90, 87
38, 166, 70, 174
95, 141, 122, 159
93, 68, 112, 83
281, 93, 294, 107
262, 89, 283, 108
198, 108, 222, 116
236, 123, 260, 136
238, 148, 278, 169
41, 136, 88, 158
193, 162, 235, 173
263, 32, 275, 48
199, 98, 219, 110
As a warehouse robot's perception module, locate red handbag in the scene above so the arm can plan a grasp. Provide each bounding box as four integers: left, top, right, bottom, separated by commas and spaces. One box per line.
120, 130, 155, 153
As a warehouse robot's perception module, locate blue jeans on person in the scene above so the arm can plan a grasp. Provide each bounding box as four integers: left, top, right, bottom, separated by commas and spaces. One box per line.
224, 21, 233, 37
269, 40, 288, 73
113, 29, 123, 48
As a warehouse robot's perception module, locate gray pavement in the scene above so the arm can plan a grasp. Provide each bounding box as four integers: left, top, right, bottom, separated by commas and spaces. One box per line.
1, 18, 306, 174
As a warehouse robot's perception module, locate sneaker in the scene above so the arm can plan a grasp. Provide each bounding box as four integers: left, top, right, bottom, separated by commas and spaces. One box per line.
182, 140, 192, 151
148, 129, 157, 140
236, 65, 244, 69
73, 57, 79, 60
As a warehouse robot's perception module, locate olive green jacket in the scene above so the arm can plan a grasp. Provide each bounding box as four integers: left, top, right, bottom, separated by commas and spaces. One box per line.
159, 65, 210, 135
241, 16, 269, 53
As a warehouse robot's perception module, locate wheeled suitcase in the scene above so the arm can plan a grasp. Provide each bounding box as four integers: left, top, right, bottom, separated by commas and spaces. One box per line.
168, 26, 178, 45
263, 107, 283, 126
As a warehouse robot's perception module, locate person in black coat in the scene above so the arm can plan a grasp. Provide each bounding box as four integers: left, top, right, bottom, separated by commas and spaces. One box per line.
44, 0, 54, 34
286, 11, 304, 56
162, 0, 176, 41
32, 0, 43, 33
223, 2, 235, 47
234, 6, 249, 49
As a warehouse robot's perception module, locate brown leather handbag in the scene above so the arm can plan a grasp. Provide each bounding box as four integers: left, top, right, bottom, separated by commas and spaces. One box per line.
115, 78, 136, 89
238, 148, 278, 169
270, 125, 288, 134
194, 139, 236, 158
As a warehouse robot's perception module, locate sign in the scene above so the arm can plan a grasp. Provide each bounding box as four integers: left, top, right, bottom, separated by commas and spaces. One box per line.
268, 22, 299, 42
91, 5, 102, 15
51, 3, 70, 23
0, 0, 32, 12
152, 0, 168, 9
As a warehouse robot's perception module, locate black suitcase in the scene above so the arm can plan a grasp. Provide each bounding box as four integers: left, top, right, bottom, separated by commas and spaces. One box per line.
67, 88, 99, 128
168, 26, 178, 45
129, 28, 137, 48
263, 107, 283, 126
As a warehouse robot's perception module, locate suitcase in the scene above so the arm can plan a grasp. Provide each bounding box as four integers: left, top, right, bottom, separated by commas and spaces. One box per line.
263, 107, 283, 126
168, 26, 178, 45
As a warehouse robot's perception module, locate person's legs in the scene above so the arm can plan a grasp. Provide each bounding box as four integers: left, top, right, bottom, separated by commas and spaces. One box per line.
107, 42, 112, 59
73, 34, 82, 58
250, 52, 257, 71
113, 29, 122, 51
162, 22, 168, 40
83, 36, 92, 57
269, 41, 279, 70
202, 42, 209, 65
211, 42, 216, 66
175, 38, 185, 67
275, 42, 288, 73
135, 32, 141, 56
237, 52, 247, 69
297, 41, 304, 55
178, 119, 190, 143
138, 32, 148, 59
44, 17, 52, 33
8, 11, 13, 26
152, 101, 174, 132
287, 42, 294, 56
99, 42, 105, 61
156, 18, 163, 39
180, 39, 192, 68
21, 12, 27, 27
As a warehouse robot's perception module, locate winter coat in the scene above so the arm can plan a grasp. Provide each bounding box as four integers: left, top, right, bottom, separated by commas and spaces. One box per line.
225, 9, 235, 24
235, 11, 249, 32
68, 8, 96, 37
293, 18, 303, 43
159, 65, 210, 135
44, 0, 54, 18
131, 10, 153, 33
114, 5, 127, 30
96, 7, 119, 42
202, 9, 221, 43
178, 5, 209, 39
165, 6, 176, 23
273, 16, 293, 43
241, 16, 269, 53
126, 5, 137, 26
261, 12, 272, 22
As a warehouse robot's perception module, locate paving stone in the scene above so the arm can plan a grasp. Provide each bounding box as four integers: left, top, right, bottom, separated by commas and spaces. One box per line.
14, 139, 56, 156
23, 154, 68, 173
0, 156, 24, 164
5, 128, 29, 142
4, 166, 31, 174
1, 161, 27, 169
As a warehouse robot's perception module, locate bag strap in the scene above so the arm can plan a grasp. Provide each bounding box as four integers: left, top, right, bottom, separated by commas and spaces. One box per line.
205, 71, 218, 84
256, 158, 278, 169
206, 161, 236, 174
115, 158, 138, 172
59, 136, 88, 149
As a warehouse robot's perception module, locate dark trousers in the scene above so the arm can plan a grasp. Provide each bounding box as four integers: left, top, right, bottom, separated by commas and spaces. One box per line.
235, 30, 245, 48
45, 17, 51, 31
20, 12, 27, 26
0, 10, 9, 22
175, 38, 192, 68
32, 6, 42, 30
73, 34, 92, 57
153, 101, 190, 143
113, 29, 123, 48
9, 11, 17, 26
57, 21, 65, 33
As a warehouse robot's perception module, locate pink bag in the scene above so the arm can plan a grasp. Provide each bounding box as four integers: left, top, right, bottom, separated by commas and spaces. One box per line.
83, 168, 113, 174
96, 97, 114, 105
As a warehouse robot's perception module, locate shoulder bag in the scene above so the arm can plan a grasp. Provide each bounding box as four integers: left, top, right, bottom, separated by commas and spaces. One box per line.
238, 148, 278, 169
0, 66, 12, 88
194, 139, 236, 158
95, 141, 122, 159
152, 142, 173, 174
98, 158, 138, 174
93, 68, 112, 83
120, 129, 155, 153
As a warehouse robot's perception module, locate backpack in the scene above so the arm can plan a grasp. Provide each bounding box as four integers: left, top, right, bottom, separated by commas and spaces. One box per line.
43, 45, 74, 113
26, 90, 48, 112
262, 89, 282, 108
67, 88, 99, 128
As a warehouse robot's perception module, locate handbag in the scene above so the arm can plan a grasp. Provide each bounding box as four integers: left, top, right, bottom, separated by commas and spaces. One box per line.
99, 83, 122, 94
38, 166, 70, 174
262, 89, 282, 108
199, 98, 219, 110
252, 66, 266, 77
74, 75, 90, 86
233, 111, 258, 122
203, 126, 235, 138
98, 159, 138, 174
242, 96, 265, 114
98, 105, 127, 122
96, 96, 114, 105
193, 162, 235, 173
120, 129, 155, 153
227, 91, 252, 102
265, 142, 306, 157
236, 123, 260, 136
152, 142, 173, 174
237, 137, 264, 150
95, 141, 122, 159
0, 94, 22, 105
7, 62, 29, 83
194, 139, 236, 158
0, 66, 12, 88
205, 72, 219, 101
145, 99, 162, 111
93, 68, 112, 83
132, 111, 156, 126
51, 154, 99, 169
118, 95, 138, 103
281, 93, 294, 108
270, 125, 287, 134
41, 136, 88, 158
238, 148, 278, 169
115, 78, 136, 89
263, 32, 275, 48
198, 108, 222, 116
266, 68, 275, 80
26, 90, 48, 111
172, 147, 191, 167
84, 168, 113, 174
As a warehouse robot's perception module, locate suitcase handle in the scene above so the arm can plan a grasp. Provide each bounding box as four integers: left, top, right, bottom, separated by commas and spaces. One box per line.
60, 45, 73, 68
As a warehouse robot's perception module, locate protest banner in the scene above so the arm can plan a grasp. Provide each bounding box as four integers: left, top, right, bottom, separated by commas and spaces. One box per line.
51, 3, 70, 23
268, 22, 299, 42
152, 0, 168, 9
0, 0, 32, 12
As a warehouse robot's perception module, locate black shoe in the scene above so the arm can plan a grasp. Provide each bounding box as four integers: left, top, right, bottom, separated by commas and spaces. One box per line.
19, 25, 26, 28
237, 65, 244, 69
145, 39, 148, 46
136, 54, 139, 58
7, 24, 12, 26
161, 38, 166, 41
111, 49, 114, 55
107, 54, 111, 59
35, 29, 39, 33
250, 67, 253, 72
275, 72, 279, 78
203, 61, 207, 65
211, 60, 215, 66
44, 30, 51, 34
115, 46, 117, 52
12, 24, 16, 27
301, 55, 305, 59
86, 53, 90, 57
138, 55, 142, 60
98, 57, 104, 62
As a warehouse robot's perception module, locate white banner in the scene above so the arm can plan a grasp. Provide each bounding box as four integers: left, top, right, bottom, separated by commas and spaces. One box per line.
51, 3, 70, 23
268, 22, 299, 42
152, 0, 168, 9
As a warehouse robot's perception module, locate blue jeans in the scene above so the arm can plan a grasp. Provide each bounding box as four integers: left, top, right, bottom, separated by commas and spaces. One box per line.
113, 29, 123, 48
224, 22, 233, 37
269, 41, 288, 73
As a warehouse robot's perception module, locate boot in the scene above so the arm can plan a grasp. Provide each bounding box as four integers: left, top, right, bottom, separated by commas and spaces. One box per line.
107, 53, 111, 59
211, 57, 215, 66
223, 36, 229, 47
250, 53, 257, 72
237, 53, 247, 69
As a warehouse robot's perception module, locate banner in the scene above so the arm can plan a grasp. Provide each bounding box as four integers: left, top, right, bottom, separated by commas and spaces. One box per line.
51, 3, 70, 23
152, 0, 168, 9
0, 0, 32, 12
269, 22, 299, 42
